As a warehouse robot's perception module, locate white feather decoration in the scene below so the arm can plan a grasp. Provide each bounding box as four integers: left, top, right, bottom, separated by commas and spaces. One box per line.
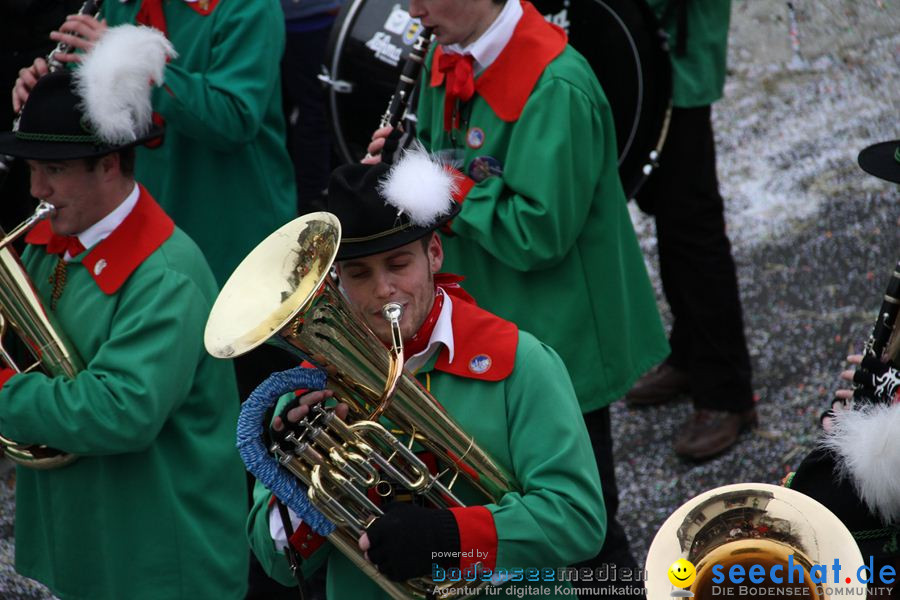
75, 24, 176, 144
377, 141, 458, 227
822, 402, 900, 523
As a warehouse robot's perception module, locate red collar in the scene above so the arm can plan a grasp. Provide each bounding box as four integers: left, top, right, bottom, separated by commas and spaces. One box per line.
430, 1, 567, 123
25, 184, 175, 294
433, 274, 518, 382
406, 289, 444, 357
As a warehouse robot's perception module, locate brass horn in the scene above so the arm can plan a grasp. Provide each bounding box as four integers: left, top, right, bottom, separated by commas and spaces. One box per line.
0, 201, 84, 468
204, 212, 517, 600
645, 483, 865, 600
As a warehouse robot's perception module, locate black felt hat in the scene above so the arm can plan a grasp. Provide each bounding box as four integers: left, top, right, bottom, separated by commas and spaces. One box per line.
0, 70, 162, 161
326, 155, 461, 260
858, 140, 900, 184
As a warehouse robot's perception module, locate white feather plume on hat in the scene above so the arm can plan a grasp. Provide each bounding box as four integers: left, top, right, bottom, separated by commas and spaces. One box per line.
377, 141, 458, 227
75, 24, 176, 144
823, 402, 900, 524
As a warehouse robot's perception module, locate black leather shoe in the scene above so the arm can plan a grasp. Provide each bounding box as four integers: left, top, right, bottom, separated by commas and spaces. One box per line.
673, 408, 757, 461
625, 363, 690, 406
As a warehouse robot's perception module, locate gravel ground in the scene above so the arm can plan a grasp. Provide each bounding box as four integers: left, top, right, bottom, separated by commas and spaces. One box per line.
1, 2, 898, 597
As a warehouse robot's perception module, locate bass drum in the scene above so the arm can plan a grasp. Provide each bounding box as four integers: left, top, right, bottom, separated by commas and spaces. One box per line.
321, 0, 672, 198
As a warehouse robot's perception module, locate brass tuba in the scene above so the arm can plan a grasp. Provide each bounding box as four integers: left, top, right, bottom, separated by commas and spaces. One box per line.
645, 483, 865, 600
205, 212, 517, 600
0, 201, 84, 468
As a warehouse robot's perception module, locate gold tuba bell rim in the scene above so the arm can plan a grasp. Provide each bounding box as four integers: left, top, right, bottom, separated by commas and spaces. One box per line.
645, 483, 866, 599
204, 212, 341, 359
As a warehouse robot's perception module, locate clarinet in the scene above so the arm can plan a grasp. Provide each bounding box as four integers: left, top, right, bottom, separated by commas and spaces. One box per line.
863, 259, 900, 365
376, 26, 434, 163
845, 259, 900, 407
46, 0, 105, 72
0, 0, 104, 177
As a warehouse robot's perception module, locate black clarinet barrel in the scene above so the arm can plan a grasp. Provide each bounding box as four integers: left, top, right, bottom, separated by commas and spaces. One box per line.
868, 259, 900, 363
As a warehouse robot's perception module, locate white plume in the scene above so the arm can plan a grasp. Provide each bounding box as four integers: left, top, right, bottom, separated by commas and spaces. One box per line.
822, 402, 900, 523
75, 25, 176, 144
378, 141, 458, 227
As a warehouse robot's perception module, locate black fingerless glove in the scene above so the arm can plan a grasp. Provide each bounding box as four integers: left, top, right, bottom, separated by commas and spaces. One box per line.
852, 355, 900, 405
366, 502, 460, 582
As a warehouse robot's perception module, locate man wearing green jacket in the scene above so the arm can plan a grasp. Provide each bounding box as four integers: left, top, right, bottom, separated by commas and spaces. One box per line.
248, 157, 606, 599
17, 0, 299, 287
627, 0, 756, 461
365, 0, 668, 594
0, 56, 247, 600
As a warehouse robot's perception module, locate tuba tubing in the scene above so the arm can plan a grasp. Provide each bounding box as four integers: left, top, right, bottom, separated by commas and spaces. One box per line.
0, 202, 84, 469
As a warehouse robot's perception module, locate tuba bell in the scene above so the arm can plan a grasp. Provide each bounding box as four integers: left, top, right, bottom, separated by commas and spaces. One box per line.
205, 212, 518, 600
0, 201, 84, 469
645, 483, 866, 600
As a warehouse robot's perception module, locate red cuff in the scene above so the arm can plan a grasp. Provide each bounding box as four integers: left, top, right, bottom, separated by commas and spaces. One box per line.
448, 506, 497, 572
0, 368, 16, 390
289, 522, 328, 559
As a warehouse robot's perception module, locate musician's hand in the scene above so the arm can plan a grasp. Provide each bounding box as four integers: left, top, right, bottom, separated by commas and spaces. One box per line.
12, 57, 49, 113
361, 126, 393, 165
823, 353, 900, 432
848, 353, 900, 405
48, 14, 108, 64
359, 502, 460, 581
272, 389, 347, 431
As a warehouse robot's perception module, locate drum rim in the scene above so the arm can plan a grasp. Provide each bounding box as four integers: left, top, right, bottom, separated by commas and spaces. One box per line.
326, 0, 368, 165
592, 0, 644, 169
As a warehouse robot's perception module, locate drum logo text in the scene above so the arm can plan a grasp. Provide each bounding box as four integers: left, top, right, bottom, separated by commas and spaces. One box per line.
366, 32, 403, 67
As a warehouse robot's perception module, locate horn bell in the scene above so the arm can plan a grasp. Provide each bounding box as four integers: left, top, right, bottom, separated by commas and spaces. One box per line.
646, 483, 866, 600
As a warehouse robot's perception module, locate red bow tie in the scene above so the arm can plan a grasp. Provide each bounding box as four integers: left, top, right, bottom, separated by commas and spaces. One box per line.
45, 234, 86, 258
437, 52, 475, 131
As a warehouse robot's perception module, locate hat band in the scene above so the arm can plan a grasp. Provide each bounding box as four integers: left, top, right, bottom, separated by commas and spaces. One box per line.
15, 131, 101, 144
343, 222, 414, 243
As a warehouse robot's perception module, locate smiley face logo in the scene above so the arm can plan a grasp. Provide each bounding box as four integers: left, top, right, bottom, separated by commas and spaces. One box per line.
667, 559, 696, 588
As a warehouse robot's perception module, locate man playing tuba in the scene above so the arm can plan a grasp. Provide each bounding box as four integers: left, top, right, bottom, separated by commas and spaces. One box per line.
248, 151, 606, 598
0, 27, 248, 600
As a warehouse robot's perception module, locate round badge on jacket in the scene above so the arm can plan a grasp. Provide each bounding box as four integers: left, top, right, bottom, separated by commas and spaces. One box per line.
466, 127, 485, 149
467, 156, 503, 183
468, 354, 492, 374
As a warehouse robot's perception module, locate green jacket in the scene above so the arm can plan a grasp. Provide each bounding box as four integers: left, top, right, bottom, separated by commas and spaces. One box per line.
645, 0, 732, 107
0, 189, 248, 600
248, 292, 606, 598
417, 3, 669, 412
101, 0, 297, 285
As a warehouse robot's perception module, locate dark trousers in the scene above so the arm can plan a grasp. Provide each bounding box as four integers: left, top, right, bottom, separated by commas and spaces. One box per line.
281, 25, 333, 215
635, 105, 753, 412
575, 407, 645, 599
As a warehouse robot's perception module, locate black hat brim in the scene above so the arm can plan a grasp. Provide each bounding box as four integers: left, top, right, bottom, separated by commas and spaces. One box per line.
0, 125, 164, 162
858, 140, 900, 184
336, 201, 461, 261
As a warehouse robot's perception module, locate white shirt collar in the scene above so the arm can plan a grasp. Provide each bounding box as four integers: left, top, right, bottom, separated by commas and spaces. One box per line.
444, 0, 523, 73
69, 183, 140, 260
406, 287, 455, 372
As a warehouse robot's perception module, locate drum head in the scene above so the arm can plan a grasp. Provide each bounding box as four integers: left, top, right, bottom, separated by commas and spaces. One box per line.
324, 0, 672, 198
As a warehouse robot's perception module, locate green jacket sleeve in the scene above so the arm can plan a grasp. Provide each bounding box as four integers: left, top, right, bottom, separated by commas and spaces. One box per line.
151, 1, 285, 148
0, 268, 210, 455
428, 78, 615, 272
488, 338, 606, 569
